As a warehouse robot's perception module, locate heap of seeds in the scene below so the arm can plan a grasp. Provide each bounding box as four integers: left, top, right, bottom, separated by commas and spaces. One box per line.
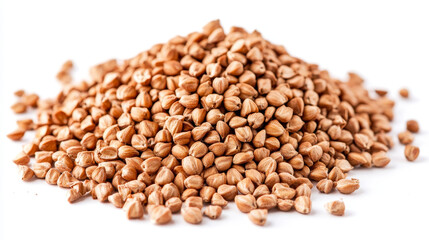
8, 20, 419, 225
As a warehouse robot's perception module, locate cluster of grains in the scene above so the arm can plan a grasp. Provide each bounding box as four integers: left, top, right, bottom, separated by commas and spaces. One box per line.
401, 120, 420, 161
7, 20, 418, 225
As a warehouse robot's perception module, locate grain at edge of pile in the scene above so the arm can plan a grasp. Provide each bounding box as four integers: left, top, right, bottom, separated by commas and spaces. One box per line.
294, 196, 311, 214
181, 207, 203, 224
204, 205, 222, 219
18, 165, 34, 181
248, 209, 268, 226
336, 179, 360, 194
150, 205, 172, 225
14, 89, 25, 97
375, 89, 388, 97
7, 129, 26, 141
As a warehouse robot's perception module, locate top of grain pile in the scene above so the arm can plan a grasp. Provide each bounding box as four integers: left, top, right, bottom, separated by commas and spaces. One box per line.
9, 19, 404, 226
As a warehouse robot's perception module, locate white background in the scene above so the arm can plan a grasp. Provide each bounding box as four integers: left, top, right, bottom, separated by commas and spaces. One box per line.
1, 1, 429, 239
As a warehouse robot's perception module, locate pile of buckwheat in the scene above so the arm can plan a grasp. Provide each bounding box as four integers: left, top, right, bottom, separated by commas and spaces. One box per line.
8, 20, 420, 225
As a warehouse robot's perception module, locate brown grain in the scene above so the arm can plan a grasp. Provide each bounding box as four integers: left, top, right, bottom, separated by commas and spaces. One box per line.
325, 200, 345, 216
404, 145, 420, 161
399, 88, 409, 98
248, 209, 267, 226
406, 120, 419, 133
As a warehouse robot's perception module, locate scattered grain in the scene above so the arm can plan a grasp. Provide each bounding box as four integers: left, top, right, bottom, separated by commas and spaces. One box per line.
325, 200, 345, 216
